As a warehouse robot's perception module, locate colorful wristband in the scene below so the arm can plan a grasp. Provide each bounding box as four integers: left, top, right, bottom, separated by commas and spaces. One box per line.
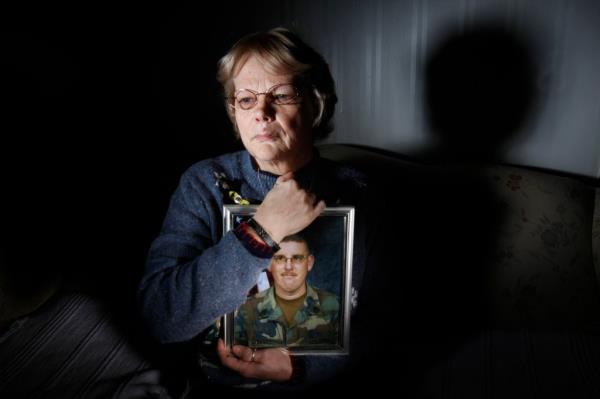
246, 218, 280, 253
234, 221, 276, 258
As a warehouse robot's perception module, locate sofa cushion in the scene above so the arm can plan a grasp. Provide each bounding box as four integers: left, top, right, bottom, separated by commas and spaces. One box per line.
485, 165, 600, 326
319, 144, 600, 329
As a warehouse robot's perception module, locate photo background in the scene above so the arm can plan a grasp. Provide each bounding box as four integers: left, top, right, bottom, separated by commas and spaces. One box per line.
301, 216, 346, 299
233, 214, 348, 300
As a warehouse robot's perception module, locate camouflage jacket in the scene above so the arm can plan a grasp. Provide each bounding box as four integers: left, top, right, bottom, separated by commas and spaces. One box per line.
234, 284, 340, 348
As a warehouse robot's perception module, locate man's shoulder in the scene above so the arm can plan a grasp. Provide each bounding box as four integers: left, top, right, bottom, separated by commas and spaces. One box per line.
312, 286, 338, 298
309, 286, 340, 313
240, 287, 273, 310
251, 287, 270, 301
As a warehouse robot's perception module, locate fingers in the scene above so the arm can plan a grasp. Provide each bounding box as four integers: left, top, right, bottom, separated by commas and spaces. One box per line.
217, 339, 242, 372
279, 347, 291, 356
218, 340, 259, 367
258, 174, 326, 240
217, 339, 233, 363
218, 341, 258, 378
276, 172, 294, 184
217, 338, 228, 359
232, 345, 256, 362
219, 345, 293, 381
231, 345, 245, 358
223, 344, 260, 379
314, 199, 326, 215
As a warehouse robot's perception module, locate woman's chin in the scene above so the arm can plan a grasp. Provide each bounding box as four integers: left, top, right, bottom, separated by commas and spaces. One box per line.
251, 146, 285, 164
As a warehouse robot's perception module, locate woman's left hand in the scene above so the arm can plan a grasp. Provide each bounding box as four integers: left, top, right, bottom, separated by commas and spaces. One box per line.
217, 339, 293, 382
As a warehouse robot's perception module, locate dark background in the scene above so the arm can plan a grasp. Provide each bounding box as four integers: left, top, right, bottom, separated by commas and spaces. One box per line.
2, 3, 600, 397
1, 4, 253, 312
303, 215, 345, 297
3, 1, 599, 317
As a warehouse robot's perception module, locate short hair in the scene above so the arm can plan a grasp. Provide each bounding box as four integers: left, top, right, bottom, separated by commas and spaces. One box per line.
280, 233, 312, 254
217, 27, 337, 140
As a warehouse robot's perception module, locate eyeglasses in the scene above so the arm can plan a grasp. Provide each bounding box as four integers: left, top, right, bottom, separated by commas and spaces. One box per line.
229, 83, 301, 110
272, 254, 307, 265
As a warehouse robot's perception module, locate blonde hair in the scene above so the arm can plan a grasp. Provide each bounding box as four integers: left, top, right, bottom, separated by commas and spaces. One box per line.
217, 28, 337, 140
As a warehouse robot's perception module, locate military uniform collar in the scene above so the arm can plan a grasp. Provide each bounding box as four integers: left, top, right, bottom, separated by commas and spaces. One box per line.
257, 284, 323, 325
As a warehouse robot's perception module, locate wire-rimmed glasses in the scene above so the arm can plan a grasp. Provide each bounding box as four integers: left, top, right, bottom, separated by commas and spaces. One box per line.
271, 254, 307, 265
229, 83, 301, 110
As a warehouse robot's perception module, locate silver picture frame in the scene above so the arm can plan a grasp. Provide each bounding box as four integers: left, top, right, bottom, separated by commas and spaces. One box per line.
222, 205, 354, 356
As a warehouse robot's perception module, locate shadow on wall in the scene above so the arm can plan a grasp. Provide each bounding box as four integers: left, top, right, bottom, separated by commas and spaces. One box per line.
351, 24, 543, 394
423, 23, 539, 162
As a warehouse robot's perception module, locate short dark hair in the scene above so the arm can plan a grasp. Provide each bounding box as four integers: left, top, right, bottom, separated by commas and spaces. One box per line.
280, 233, 312, 254
217, 27, 337, 140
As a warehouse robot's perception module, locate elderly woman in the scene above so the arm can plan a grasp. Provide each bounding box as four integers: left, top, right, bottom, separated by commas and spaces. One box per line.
139, 28, 371, 390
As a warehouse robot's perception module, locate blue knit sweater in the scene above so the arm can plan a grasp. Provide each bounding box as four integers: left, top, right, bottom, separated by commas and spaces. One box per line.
138, 149, 370, 387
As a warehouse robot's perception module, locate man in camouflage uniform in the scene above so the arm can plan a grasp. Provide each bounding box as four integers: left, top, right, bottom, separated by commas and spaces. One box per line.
234, 234, 339, 348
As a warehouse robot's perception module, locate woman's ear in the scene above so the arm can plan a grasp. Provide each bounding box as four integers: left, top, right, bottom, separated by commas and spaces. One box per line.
311, 88, 324, 128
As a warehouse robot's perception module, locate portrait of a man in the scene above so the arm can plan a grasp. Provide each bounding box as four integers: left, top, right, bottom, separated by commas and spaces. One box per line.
234, 234, 340, 349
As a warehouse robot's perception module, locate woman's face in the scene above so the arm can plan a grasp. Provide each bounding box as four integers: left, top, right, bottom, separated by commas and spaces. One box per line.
232, 55, 315, 173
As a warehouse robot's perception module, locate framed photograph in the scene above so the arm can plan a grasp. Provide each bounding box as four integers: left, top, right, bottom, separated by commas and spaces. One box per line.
222, 205, 354, 356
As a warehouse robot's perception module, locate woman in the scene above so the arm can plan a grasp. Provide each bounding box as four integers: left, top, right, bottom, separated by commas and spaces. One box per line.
139, 28, 371, 390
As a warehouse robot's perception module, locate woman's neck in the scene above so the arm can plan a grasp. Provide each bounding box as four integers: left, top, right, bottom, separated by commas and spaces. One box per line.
255, 149, 313, 176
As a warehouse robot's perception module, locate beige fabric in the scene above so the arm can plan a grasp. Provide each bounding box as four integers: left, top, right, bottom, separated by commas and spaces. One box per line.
319, 143, 600, 327
482, 165, 600, 325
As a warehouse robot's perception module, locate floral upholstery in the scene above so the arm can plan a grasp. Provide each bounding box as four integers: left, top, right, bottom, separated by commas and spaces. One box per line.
320, 143, 600, 328
321, 144, 600, 396
483, 165, 600, 326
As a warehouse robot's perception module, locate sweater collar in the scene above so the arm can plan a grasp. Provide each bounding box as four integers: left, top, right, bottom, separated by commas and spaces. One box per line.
240, 149, 321, 199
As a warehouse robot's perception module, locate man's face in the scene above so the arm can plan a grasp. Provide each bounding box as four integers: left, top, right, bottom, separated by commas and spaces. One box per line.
268, 240, 314, 300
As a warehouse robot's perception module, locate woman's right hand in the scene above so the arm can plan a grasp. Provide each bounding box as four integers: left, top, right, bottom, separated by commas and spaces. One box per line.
253, 172, 325, 243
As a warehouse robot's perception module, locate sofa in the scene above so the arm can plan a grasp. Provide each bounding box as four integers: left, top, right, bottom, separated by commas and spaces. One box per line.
319, 143, 600, 398
2, 142, 599, 398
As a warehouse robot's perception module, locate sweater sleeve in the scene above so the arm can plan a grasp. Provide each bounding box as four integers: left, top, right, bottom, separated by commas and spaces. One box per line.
138, 166, 270, 343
